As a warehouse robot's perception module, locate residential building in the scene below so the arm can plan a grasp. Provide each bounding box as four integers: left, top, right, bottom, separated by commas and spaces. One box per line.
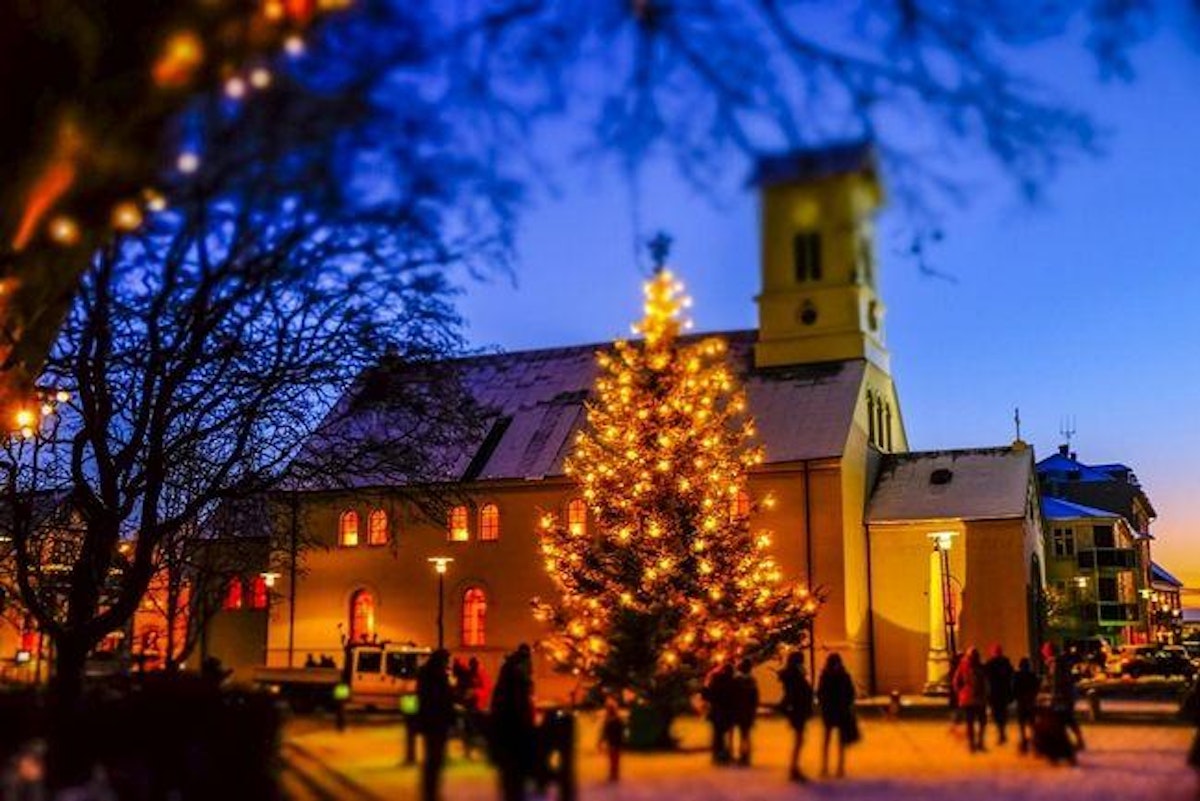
1041, 496, 1147, 645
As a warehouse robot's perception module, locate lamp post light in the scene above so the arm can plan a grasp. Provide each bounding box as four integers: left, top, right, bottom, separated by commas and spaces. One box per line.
1139, 588, 1154, 641
925, 530, 958, 694
427, 557, 454, 650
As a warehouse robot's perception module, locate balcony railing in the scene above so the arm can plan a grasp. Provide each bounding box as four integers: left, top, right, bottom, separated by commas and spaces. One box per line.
1085, 602, 1141, 624
1077, 548, 1137, 570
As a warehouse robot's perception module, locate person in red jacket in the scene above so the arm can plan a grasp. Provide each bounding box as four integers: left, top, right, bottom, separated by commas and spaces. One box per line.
953, 647, 989, 753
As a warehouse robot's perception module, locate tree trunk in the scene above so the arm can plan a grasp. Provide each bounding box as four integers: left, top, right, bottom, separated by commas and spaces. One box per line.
46, 634, 91, 789
627, 703, 677, 751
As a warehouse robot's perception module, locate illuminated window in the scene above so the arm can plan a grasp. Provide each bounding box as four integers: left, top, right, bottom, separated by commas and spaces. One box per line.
730, 490, 750, 519
461, 588, 487, 647
566, 499, 587, 537
349, 589, 375, 643
250, 575, 269, 610
448, 505, 469, 541
479, 504, 500, 541
368, 509, 388, 546
223, 578, 244, 611
339, 510, 359, 547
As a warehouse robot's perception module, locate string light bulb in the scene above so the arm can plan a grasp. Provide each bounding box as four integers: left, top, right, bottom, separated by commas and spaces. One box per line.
112, 202, 144, 231
224, 77, 247, 99
250, 68, 273, 89
48, 216, 80, 246
177, 152, 201, 174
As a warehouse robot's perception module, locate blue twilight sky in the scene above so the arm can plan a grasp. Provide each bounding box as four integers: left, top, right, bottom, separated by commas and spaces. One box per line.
454, 21, 1200, 587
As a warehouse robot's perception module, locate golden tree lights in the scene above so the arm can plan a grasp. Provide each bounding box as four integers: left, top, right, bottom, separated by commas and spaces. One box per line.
532, 268, 820, 713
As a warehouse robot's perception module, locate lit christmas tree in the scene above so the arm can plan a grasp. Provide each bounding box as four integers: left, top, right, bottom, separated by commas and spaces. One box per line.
534, 264, 819, 726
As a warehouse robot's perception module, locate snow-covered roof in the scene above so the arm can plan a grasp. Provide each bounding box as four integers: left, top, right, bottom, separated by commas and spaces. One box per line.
1041, 496, 1122, 521
1152, 562, 1184, 588
1036, 452, 1115, 482
867, 447, 1034, 524
303, 330, 866, 488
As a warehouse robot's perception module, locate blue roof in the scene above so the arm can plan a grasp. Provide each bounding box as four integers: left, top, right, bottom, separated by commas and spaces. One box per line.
1041, 496, 1121, 520
1090, 462, 1133, 474
1036, 452, 1118, 483
1151, 562, 1183, 587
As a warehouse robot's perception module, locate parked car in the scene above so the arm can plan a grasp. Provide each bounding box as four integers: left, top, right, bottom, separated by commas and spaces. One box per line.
254, 641, 431, 712
1064, 637, 1111, 677
1109, 644, 1195, 679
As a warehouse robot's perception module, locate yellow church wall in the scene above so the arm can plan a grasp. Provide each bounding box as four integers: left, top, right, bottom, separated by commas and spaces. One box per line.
264, 459, 867, 704
868, 518, 1035, 695
959, 518, 1038, 662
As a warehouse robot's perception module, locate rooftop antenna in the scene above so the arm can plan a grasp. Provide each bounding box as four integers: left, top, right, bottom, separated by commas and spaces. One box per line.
1059, 415, 1077, 449
1013, 407, 1022, 441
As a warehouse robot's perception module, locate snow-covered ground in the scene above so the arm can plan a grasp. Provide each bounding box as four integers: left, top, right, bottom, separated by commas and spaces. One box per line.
285, 713, 1197, 800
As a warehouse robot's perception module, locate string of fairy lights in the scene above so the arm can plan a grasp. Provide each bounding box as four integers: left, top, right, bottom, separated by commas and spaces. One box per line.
533, 269, 818, 697
13, 0, 351, 437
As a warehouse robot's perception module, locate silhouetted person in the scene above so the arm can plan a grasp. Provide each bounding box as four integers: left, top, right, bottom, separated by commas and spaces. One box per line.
984, 643, 1015, 745
1183, 676, 1200, 785
200, 656, 232, 688
1041, 642, 1083, 759
778, 651, 814, 783
1013, 657, 1039, 754
490, 645, 536, 801
458, 657, 490, 759
304, 653, 318, 668
702, 662, 736, 765
599, 697, 626, 783
416, 649, 455, 801
953, 647, 988, 753
817, 653, 857, 779
731, 658, 760, 766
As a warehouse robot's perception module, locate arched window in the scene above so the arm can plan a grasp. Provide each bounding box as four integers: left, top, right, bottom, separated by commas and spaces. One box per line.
875, 402, 885, 451
566, 499, 587, 537
368, 509, 388, 546
448, 505, 469, 541
461, 588, 487, 647
250, 575, 269, 610
479, 504, 500, 541
866, 391, 877, 446
884, 403, 893, 452
223, 577, 243, 611
339, 510, 359, 547
349, 589, 375, 643
730, 489, 751, 519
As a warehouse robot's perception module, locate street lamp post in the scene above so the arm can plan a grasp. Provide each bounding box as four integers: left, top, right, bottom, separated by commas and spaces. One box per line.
925, 530, 958, 694
427, 557, 454, 650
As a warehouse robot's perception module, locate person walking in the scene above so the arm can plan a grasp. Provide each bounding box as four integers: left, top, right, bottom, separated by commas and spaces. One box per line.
415, 649, 455, 801
953, 647, 988, 753
732, 658, 760, 766
1013, 657, 1039, 754
817, 653, 857, 779
777, 651, 814, 783
1040, 642, 1083, 761
702, 662, 736, 765
599, 697, 626, 783
984, 644, 1015, 746
490, 645, 537, 801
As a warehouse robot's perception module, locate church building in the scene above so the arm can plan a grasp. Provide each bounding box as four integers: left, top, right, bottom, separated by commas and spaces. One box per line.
236, 142, 1045, 697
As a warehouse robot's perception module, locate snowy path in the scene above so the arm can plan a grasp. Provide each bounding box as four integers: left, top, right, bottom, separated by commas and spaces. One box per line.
285, 713, 1196, 800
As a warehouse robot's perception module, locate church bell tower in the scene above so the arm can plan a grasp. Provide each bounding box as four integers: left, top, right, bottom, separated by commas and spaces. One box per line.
752, 141, 889, 372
